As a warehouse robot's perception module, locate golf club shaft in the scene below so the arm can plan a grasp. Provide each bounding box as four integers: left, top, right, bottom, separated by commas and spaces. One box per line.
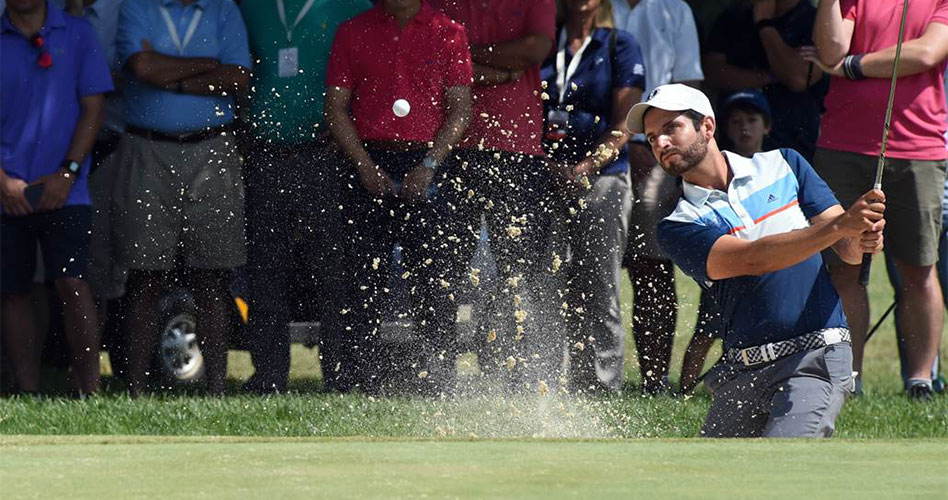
858, 0, 910, 286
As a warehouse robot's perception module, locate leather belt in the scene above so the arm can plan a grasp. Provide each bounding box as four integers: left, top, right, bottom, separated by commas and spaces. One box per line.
126, 124, 231, 143
725, 328, 851, 367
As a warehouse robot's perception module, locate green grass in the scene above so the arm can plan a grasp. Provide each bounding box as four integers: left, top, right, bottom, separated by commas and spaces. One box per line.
0, 264, 945, 498
0, 263, 945, 439
1, 436, 946, 499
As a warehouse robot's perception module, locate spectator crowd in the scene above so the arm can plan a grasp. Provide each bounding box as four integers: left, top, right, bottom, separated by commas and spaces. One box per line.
1, 0, 946, 401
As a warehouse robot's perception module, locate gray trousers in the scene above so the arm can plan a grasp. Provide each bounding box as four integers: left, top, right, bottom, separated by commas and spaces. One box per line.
562, 173, 632, 393
702, 343, 853, 438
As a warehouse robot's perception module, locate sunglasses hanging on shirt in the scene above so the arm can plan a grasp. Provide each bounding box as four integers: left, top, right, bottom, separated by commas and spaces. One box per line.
30, 33, 52, 69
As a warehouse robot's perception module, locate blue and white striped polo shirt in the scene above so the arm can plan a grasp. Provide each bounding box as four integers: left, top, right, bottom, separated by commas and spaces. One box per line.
657, 149, 848, 350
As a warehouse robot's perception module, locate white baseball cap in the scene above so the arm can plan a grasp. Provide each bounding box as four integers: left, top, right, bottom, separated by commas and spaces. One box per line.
626, 84, 715, 134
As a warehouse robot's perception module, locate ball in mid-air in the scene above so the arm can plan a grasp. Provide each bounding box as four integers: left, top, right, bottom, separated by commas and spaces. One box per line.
393, 99, 411, 117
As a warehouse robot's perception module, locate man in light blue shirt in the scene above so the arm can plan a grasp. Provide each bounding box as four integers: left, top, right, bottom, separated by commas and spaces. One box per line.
112, 0, 251, 396
116, 0, 250, 134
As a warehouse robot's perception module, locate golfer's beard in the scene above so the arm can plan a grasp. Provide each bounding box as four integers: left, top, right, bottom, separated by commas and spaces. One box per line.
660, 134, 708, 176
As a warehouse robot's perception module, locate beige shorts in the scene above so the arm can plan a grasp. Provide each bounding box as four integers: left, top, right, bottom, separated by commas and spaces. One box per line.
813, 147, 946, 267
113, 133, 246, 271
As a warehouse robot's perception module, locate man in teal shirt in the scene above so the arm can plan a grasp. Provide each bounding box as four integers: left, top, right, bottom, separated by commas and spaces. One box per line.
239, 0, 371, 394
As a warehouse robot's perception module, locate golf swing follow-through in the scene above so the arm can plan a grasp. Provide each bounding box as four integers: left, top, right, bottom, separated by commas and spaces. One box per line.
627, 83, 885, 437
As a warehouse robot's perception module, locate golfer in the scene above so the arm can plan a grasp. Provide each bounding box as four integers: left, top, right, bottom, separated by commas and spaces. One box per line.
627, 84, 885, 437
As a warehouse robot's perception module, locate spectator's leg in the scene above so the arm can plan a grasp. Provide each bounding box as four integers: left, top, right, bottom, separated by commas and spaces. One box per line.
892, 260, 943, 382
189, 268, 232, 396
243, 143, 292, 393
53, 277, 99, 394
827, 263, 869, 377
681, 290, 724, 394
1, 292, 40, 392
627, 257, 677, 394
564, 173, 630, 394
320, 155, 396, 394
680, 336, 714, 395
938, 226, 947, 307
483, 152, 559, 389
123, 270, 169, 397
0, 215, 40, 393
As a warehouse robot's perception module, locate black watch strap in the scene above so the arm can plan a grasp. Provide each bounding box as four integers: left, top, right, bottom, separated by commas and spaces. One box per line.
60, 159, 81, 175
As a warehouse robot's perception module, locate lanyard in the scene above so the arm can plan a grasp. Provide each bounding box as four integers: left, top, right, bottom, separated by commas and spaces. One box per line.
555, 28, 593, 106
276, 0, 317, 44
158, 3, 203, 55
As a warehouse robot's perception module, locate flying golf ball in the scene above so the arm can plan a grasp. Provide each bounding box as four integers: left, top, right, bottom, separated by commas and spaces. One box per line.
393, 99, 411, 117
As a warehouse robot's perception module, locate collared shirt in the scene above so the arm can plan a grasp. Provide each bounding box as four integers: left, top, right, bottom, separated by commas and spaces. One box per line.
326, 2, 473, 142
1, 2, 114, 207
612, 0, 703, 97
540, 28, 645, 175
116, 0, 251, 134
432, 0, 555, 156
818, 0, 948, 161
241, 0, 371, 144
53, 0, 124, 133
657, 149, 846, 350
708, 1, 829, 161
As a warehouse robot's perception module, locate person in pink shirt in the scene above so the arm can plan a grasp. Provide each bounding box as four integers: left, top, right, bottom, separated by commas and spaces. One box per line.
432, 0, 558, 391
804, 0, 948, 399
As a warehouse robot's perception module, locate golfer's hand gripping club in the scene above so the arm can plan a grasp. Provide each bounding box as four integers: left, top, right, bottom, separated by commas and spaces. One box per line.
857, 186, 886, 286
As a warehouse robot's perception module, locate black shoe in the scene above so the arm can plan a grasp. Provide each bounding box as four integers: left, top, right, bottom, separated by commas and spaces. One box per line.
907, 383, 934, 402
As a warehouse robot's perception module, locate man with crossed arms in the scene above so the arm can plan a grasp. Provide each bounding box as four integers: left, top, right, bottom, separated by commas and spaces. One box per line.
628, 84, 884, 437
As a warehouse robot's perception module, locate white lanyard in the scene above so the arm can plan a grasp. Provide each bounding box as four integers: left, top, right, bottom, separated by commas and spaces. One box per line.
555, 28, 593, 106
158, 3, 203, 55
276, 0, 317, 44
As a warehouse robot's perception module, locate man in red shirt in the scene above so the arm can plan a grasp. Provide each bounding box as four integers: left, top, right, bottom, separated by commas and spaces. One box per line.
431, 0, 557, 391
324, 0, 472, 395
808, 0, 948, 399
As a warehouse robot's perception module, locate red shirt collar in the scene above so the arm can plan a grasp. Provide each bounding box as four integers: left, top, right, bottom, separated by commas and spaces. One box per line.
370, 1, 434, 26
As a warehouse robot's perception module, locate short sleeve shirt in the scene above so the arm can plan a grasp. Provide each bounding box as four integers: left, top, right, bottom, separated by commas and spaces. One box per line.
612, 0, 703, 96
432, 0, 555, 156
325, 2, 473, 142
1, 3, 114, 207
240, 0, 372, 144
657, 149, 847, 349
818, 0, 948, 160
540, 28, 646, 175
52, 0, 125, 133
116, 0, 251, 134
707, 2, 829, 160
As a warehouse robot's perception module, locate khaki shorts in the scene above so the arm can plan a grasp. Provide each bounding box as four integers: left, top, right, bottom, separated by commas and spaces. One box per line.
813, 148, 947, 267
113, 132, 246, 271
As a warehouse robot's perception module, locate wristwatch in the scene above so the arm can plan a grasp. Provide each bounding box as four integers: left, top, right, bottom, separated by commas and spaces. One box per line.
60, 159, 81, 176
422, 156, 439, 172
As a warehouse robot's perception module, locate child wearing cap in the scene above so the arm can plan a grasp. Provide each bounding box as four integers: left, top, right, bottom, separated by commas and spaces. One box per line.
721, 90, 772, 159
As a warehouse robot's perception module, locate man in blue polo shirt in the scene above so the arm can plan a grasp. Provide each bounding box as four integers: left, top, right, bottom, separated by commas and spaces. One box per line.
113, 0, 250, 396
1, 0, 113, 395
627, 84, 885, 437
